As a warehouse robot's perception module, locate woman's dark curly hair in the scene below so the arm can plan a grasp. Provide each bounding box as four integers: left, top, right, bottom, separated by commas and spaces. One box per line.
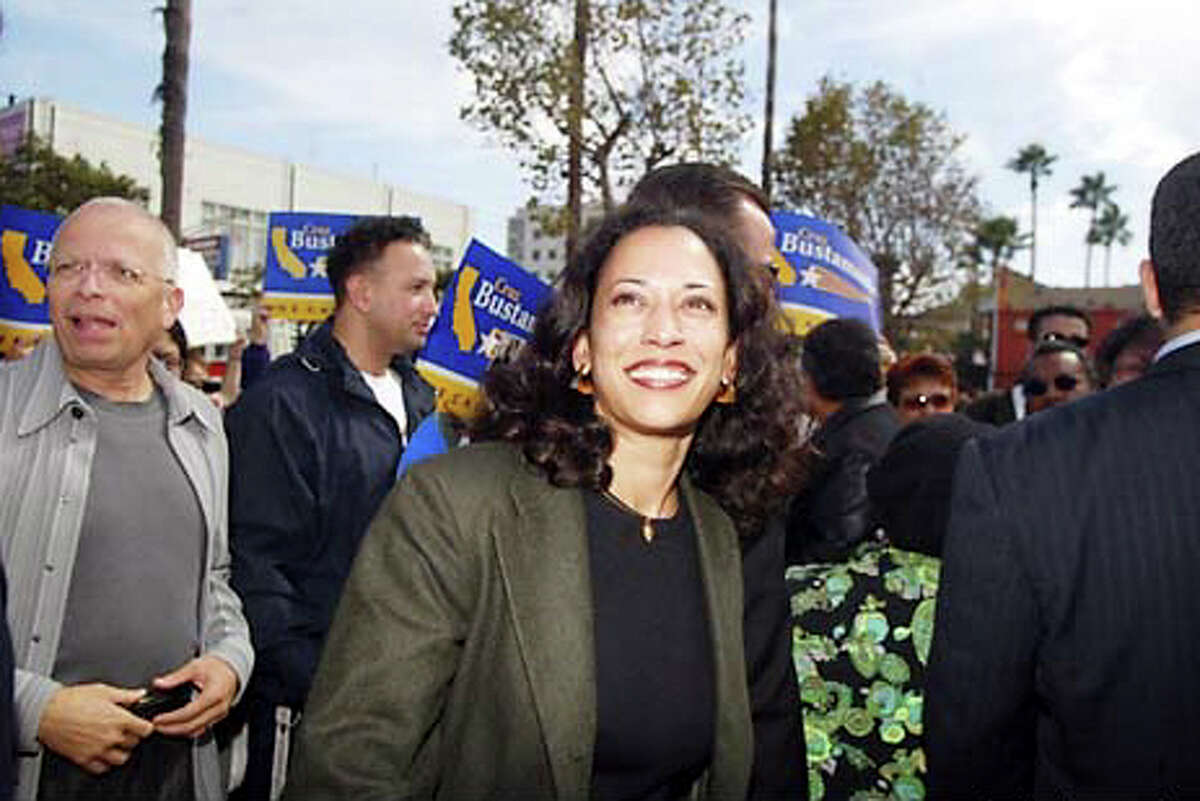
473, 205, 807, 537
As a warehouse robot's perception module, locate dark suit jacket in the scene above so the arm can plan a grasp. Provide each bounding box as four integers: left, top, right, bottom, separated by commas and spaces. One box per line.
786, 396, 899, 565
926, 342, 1200, 800
285, 442, 755, 800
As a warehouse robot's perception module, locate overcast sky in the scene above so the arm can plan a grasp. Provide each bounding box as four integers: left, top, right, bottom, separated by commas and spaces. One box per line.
2, 0, 1196, 289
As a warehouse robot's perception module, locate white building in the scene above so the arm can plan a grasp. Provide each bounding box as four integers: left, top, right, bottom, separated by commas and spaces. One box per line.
506, 202, 606, 279
0, 97, 474, 285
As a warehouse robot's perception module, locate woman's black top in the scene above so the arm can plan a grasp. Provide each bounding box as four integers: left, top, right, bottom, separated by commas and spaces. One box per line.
584, 490, 715, 801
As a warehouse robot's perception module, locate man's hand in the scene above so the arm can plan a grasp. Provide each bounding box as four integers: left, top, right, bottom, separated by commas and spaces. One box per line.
37, 683, 155, 775
250, 304, 270, 346
150, 655, 239, 737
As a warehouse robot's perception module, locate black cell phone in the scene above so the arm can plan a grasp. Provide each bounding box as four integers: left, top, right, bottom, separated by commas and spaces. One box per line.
129, 683, 195, 719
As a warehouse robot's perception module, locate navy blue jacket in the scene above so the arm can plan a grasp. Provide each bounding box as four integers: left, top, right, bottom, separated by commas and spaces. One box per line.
226, 321, 434, 706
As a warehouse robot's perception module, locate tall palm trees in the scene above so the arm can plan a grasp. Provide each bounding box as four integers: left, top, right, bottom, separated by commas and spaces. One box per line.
1006, 144, 1056, 282
1069, 171, 1117, 288
1091, 202, 1132, 287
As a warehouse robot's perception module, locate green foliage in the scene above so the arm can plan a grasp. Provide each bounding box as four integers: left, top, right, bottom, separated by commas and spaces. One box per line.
450, 0, 752, 210
772, 77, 980, 338
1006, 143, 1056, 191
0, 135, 149, 215
967, 215, 1030, 277
1090, 201, 1132, 285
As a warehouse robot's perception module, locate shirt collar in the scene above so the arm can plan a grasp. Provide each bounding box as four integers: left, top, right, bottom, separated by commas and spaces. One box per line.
17, 338, 215, 436
1153, 328, 1200, 363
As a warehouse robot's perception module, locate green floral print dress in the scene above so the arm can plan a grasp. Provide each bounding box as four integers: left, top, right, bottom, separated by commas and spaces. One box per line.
788, 541, 940, 801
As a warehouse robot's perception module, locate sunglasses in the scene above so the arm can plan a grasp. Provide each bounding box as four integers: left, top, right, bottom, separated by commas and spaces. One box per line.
1040, 331, 1089, 349
1024, 374, 1080, 397
900, 392, 953, 411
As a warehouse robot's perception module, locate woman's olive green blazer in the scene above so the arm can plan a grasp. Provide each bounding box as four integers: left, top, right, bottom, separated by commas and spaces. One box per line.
284, 441, 754, 800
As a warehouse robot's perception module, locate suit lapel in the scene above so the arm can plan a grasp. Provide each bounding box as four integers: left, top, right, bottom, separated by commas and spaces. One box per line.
681, 477, 752, 799
493, 470, 595, 799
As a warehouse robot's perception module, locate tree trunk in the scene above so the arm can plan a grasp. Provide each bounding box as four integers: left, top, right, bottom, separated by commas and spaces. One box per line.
1029, 176, 1038, 281
760, 0, 777, 200
1084, 207, 1097, 288
159, 0, 191, 240
566, 0, 587, 268
874, 251, 897, 341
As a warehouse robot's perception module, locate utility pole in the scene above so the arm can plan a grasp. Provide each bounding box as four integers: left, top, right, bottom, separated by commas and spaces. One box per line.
760, 0, 777, 199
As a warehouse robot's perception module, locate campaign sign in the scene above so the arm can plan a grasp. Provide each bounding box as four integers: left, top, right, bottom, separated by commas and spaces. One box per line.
769, 210, 882, 335
416, 239, 550, 419
261, 211, 360, 322
0, 205, 61, 354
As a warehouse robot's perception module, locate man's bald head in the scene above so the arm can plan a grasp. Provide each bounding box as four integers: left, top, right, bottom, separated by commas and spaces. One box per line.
52, 197, 178, 282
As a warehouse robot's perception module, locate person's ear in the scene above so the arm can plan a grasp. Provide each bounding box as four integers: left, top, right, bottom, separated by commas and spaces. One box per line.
162, 285, 184, 328
345, 271, 372, 314
1141, 259, 1164, 320
571, 331, 591, 375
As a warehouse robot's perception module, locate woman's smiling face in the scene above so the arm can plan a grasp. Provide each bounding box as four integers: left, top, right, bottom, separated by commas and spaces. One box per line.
573, 224, 736, 443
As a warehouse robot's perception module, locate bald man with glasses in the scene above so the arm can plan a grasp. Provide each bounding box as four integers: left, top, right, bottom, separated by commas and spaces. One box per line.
0, 198, 253, 801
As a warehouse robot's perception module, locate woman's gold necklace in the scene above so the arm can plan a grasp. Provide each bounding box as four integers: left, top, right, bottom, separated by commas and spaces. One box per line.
601, 488, 661, 543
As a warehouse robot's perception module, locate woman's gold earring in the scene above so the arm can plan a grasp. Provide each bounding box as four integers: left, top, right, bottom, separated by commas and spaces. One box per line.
572, 364, 594, 395
715, 376, 736, 405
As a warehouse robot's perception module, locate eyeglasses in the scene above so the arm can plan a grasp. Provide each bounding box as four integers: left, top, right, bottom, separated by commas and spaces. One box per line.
1024, 374, 1080, 397
48, 260, 171, 289
900, 392, 953, 412
1040, 331, 1089, 349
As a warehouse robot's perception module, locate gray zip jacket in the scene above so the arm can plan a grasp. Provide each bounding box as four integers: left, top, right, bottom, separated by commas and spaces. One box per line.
0, 340, 254, 801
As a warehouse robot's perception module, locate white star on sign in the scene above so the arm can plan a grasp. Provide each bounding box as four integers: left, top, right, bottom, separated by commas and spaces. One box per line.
800, 266, 823, 288
310, 257, 328, 279
478, 327, 508, 359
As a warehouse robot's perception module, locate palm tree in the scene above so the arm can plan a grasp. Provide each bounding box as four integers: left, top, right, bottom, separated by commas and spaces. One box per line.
565, 0, 587, 266
1006, 143, 1056, 282
1090, 202, 1132, 286
155, 0, 191, 240
962, 215, 1030, 337
972, 215, 1031, 284
761, 0, 778, 199
1068, 171, 1117, 288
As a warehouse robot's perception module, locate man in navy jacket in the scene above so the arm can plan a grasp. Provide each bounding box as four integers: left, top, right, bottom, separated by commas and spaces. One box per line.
227, 216, 436, 800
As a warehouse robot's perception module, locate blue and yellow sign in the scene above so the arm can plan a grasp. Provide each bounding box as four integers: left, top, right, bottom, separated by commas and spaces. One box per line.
0, 205, 62, 353
262, 211, 361, 322
415, 239, 550, 419
770, 210, 881, 335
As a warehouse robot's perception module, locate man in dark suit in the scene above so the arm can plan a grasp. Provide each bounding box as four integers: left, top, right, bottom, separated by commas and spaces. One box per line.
925, 151, 1200, 799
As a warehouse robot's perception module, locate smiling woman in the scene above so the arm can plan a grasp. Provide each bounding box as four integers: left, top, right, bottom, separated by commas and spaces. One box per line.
284, 205, 809, 800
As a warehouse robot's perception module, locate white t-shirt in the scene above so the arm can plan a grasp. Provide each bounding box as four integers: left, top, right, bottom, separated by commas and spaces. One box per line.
360, 368, 408, 445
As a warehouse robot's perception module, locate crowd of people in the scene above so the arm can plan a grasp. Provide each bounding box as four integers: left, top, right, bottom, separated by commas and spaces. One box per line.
0, 150, 1198, 801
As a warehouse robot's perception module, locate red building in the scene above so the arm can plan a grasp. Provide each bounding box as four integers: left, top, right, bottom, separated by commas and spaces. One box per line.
988, 267, 1145, 389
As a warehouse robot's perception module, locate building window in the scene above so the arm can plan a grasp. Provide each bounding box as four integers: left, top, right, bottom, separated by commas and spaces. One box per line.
430, 244, 455, 273
200, 201, 268, 285
532, 249, 541, 261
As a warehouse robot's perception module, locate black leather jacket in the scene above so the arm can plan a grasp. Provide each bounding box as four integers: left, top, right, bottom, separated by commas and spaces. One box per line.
226, 321, 434, 706
785, 395, 899, 565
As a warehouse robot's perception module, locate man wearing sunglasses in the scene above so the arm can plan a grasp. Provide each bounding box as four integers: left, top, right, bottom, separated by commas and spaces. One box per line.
964, 304, 1093, 426
926, 151, 1200, 798
1020, 340, 1095, 415
1028, 304, 1092, 351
